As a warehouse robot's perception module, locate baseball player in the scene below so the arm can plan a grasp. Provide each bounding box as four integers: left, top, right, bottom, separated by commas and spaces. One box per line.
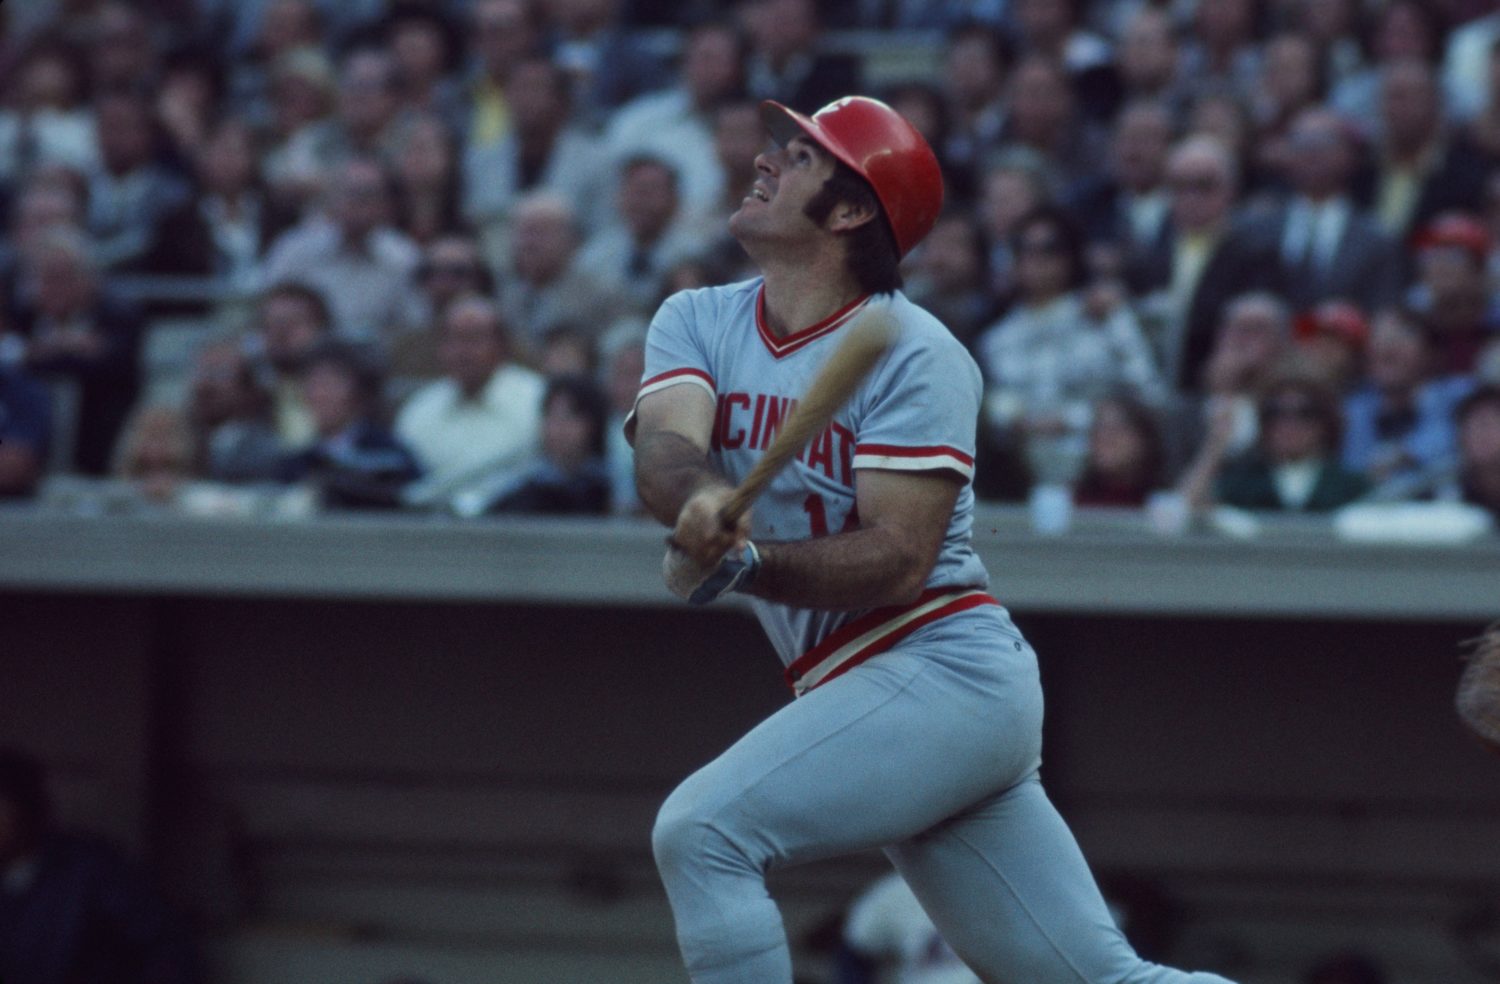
628, 95, 1235, 984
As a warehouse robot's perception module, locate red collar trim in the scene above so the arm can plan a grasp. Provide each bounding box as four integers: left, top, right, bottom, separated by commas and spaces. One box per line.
755, 285, 871, 359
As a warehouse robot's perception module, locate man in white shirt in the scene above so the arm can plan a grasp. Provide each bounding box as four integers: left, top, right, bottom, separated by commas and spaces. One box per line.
395, 294, 545, 507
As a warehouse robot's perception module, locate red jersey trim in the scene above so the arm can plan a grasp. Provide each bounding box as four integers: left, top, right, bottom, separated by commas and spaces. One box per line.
640, 367, 715, 392
624, 368, 717, 446
784, 588, 1000, 697
852, 443, 976, 480
756, 285, 871, 359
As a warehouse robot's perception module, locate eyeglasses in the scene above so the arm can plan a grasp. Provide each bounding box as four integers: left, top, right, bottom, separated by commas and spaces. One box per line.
1264, 401, 1322, 421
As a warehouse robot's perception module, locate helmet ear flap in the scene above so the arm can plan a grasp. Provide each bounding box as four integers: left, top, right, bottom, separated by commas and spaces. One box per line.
760, 96, 944, 257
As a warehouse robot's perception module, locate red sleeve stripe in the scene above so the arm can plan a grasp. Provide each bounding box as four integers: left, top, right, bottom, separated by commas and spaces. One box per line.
640, 367, 715, 391
636, 369, 716, 404
854, 443, 975, 466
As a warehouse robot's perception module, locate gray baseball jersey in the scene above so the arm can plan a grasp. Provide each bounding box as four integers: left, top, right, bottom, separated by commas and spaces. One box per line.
635, 278, 1236, 984
632, 279, 995, 692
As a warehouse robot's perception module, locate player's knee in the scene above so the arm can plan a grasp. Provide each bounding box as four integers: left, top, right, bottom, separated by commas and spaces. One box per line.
652, 785, 748, 879
651, 787, 708, 876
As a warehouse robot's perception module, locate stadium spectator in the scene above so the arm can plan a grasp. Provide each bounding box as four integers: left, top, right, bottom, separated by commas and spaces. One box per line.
85, 91, 190, 271
601, 19, 748, 224
259, 155, 422, 347
937, 23, 1010, 196
272, 46, 404, 197
185, 333, 284, 484
154, 49, 228, 168
87, 1, 160, 97
0, 354, 53, 498
1441, 384, 1500, 520
737, 0, 862, 115
1112, 6, 1187, 111
389, 232, 494, 383
1188, 292, 1295, 463
9, 227, 142, 475
479, 373, 611, 516
1009, 0, 1114, 119
0, 174, 88, 317
902, 210, 996, 352
975, 205, 1165, 485
1128, 134, 1281, 392
500, 192, 622, 352
1330, 1, 1446, 129
278, 342, 420, 509
576, 155, 708, 315
113, 403, 197, 504
250, 282, 332, 446
1295, 0, 1363, 95
535, 324, 597, 379
0, 746, 200, 984
464, 0, 546, 152
1256, 108, 1402, 314
259, 46, 338, 208
1342, 307, 1474, 498
0, 43, 99, 186
395, 295, 545, 509
995, 54, 1105, 193
1363, 58, 1490, 245
388, 112, 464, 247
146, 116, 296, 299
223, 0, 326, 123
975, 149, 1051, 301
1182, 359, 1370, 513
1072, 393, 1169, 508
1464, 37, 1500, 164
1069, 98, 1174, 275
1179, 0, 1261, 103
461, 55, 606, 241
1407, 213, 1499, 375
599, 317, 646, 515
1294, 300, 1370, 394
548, 0, 670, 127
1249, 32, 1326, 177
382, 4, 465, 131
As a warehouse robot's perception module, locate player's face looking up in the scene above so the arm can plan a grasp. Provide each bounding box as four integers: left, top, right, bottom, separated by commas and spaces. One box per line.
729, 135, 838, 248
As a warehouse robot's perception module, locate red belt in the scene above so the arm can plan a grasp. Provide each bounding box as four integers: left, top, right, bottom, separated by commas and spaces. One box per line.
784, 587, 999, 697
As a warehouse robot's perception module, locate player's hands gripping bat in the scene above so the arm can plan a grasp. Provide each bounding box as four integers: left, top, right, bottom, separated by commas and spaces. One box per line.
1457, 620, 1500, 756
664, 311, 897, 604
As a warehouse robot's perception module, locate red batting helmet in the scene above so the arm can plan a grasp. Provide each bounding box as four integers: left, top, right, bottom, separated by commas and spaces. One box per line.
760, 95, 944, 258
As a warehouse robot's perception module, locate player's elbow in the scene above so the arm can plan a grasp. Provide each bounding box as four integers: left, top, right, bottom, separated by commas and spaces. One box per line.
878, 538, 935, 606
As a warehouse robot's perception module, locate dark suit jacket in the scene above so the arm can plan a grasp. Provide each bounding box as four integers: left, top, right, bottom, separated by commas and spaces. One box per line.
279, 420, 422, 509
13, 295, 143, 476
1215, 452, 1371, 512
1124, 218, 1285, 391
145, 194, 295, 277
1248, 199, 1404, 313
1066, 177, 1171, 256
1351, 136, 1493, 246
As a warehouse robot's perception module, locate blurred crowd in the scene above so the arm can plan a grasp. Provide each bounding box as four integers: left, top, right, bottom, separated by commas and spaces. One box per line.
1, 0, 1499, 525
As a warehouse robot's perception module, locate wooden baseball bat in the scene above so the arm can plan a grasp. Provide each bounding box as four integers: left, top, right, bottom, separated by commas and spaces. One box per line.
718, 309, 897, 525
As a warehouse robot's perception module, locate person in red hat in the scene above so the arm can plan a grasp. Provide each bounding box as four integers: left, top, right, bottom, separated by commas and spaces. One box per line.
1293, 299, 1370, 392
1410, 212, 1499, 375
628, 95, 1236, 984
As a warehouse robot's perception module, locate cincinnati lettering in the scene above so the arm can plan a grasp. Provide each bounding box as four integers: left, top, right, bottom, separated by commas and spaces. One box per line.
711, 392, 855, 485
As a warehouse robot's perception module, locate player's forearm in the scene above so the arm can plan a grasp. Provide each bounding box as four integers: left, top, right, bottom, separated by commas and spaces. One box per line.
633, 430, 730, 527
748, 527, 931, 611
